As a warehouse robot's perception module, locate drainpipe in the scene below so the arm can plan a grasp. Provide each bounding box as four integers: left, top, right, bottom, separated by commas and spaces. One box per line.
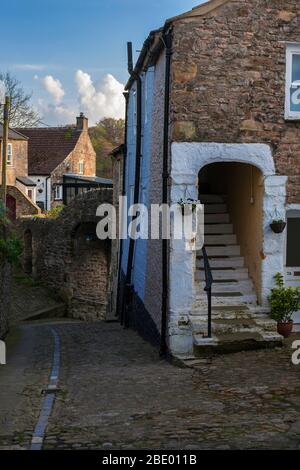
160, 31, 172, 357
117, 91, 129, 324
45, 175, 51, 211
123, 42, 143, 327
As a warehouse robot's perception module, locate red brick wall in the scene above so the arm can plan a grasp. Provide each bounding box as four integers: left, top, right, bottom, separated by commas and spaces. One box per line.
170, 0, 300, 202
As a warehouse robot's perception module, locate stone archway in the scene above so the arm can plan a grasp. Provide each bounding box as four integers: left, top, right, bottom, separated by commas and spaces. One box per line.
168, 142, 287, 355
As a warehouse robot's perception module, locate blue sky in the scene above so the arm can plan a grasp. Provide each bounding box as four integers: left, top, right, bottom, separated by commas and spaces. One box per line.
0, 0, 203, 126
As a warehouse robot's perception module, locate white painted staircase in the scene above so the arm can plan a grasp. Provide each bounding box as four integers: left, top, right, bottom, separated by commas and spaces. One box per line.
190, 194, 282, 354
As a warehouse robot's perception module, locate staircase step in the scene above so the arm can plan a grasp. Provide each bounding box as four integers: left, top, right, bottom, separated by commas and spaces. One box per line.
193, 331, 282, 355
204, 205, 227, 214
196, 268, 248, 281
204, 224, 233, 234
194, 293, 257, 306
205, 234, 237, 245
192, 318, 258, 335
210, 280, 254, 294
204, 245, 240, 256
199, 194, 225, 203
197, 257, 245, 268
205, 213, 230, 223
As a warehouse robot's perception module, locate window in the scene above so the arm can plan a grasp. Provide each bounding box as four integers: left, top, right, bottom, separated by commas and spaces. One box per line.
54, 185, 63, 200
285, 44, 300, 119
79, 161, 84, 175
7, 144, 12, 165
27, 189, 33, 200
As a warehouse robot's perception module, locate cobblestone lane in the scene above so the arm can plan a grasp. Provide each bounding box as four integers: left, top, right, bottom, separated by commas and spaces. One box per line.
0, 321, 300, 450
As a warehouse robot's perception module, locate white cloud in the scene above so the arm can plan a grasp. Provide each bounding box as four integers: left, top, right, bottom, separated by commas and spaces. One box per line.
75, 70, 125, 123
37, 98, 76, 126
42, 75, 65, 104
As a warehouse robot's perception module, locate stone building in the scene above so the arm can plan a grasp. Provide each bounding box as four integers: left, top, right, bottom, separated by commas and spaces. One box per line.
0, 124, 40, 220
18, 114, 96, 211
20, 189, 113, 321
117, 0, 300, 358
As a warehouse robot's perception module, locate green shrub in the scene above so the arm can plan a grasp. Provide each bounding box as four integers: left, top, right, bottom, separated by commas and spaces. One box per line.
0, 201, 23, 264
45, 204, 65, 219
268, 273, 300, 323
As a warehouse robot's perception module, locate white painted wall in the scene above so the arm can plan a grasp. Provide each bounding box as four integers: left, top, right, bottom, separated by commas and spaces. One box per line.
29, 176, 51, 211
168, 142, 286, 356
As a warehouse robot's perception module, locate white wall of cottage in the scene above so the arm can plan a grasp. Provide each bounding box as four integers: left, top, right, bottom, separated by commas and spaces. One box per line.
168, 142, 287, 356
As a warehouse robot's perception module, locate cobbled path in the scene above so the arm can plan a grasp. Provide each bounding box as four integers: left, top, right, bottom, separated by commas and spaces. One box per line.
0, 321, 300, 449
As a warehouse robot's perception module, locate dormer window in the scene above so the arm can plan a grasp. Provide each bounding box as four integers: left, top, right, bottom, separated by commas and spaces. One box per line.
7, 143, 12, 165
285, 44, 300, 120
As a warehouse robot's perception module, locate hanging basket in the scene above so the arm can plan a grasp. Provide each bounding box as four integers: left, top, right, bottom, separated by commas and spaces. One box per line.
270, 222, 286, 234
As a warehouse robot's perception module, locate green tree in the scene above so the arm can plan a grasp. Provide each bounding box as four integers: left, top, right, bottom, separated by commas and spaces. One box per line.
89, 118, 125, 178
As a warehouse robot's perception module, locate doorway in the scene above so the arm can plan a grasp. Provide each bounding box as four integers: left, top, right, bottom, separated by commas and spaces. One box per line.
285, 210, 300, 324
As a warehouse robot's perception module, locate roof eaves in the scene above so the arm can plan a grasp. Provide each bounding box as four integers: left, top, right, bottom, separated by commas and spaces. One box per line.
125, 28, 164, 91
165, 0, 231, 24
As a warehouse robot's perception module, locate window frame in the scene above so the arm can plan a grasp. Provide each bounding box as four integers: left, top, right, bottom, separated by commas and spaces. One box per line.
285, 44, 300, 120
78, 161, 84, 175
7, 143, 13, 166
54, 185, 63, 200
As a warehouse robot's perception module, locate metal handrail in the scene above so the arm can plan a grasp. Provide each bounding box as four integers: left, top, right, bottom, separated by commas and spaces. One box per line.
202, 245, 213, 338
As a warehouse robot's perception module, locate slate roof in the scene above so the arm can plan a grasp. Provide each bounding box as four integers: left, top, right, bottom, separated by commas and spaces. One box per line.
16, 127, 81, 175
0, 123, 28, 140
16, 176, 37, 187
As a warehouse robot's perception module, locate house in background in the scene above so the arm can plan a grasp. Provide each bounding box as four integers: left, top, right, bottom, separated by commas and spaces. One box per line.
0, 123, 40, 220
117, 0, 300, 359
17, 113, 97, 211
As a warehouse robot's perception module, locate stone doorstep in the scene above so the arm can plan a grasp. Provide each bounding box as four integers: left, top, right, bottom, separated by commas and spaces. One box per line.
192, 330, 283, 356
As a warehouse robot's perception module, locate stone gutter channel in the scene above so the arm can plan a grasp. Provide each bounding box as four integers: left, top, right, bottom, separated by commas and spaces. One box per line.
30, 327, 60, 450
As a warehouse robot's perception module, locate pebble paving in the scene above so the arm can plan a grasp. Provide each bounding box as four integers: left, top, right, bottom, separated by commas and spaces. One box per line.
0, 321, 300, 450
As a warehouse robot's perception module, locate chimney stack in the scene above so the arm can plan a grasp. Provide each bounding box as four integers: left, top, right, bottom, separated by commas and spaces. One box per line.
76, 112, 88, 131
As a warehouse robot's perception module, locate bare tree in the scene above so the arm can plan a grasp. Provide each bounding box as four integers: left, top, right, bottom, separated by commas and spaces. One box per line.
0, 72, 39, 127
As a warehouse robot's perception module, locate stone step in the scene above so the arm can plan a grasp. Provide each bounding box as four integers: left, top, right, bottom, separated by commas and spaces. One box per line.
192, 318, 258, 335
210, 280, 254, 294
193, 331, 282, 355
196, 257, 245, 268
199, 194, 225, 203
204, 245, 240, 257
205, 234, 237, 245
196, 267, 249, 281
194, 293, 257, 306
204, 204, 227, 214
204, 224, 233, 234
205, 213, 230, 224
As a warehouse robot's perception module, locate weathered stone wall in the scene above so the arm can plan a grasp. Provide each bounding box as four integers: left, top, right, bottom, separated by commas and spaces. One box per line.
19, 189, 113, 321
170, 0, 300, 203
0, 259, 11, 339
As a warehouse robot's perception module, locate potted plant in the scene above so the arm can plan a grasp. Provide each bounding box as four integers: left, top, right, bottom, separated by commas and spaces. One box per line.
268, 273, 300, 338
270, 218, 286, 234
177, 198, 201, 215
